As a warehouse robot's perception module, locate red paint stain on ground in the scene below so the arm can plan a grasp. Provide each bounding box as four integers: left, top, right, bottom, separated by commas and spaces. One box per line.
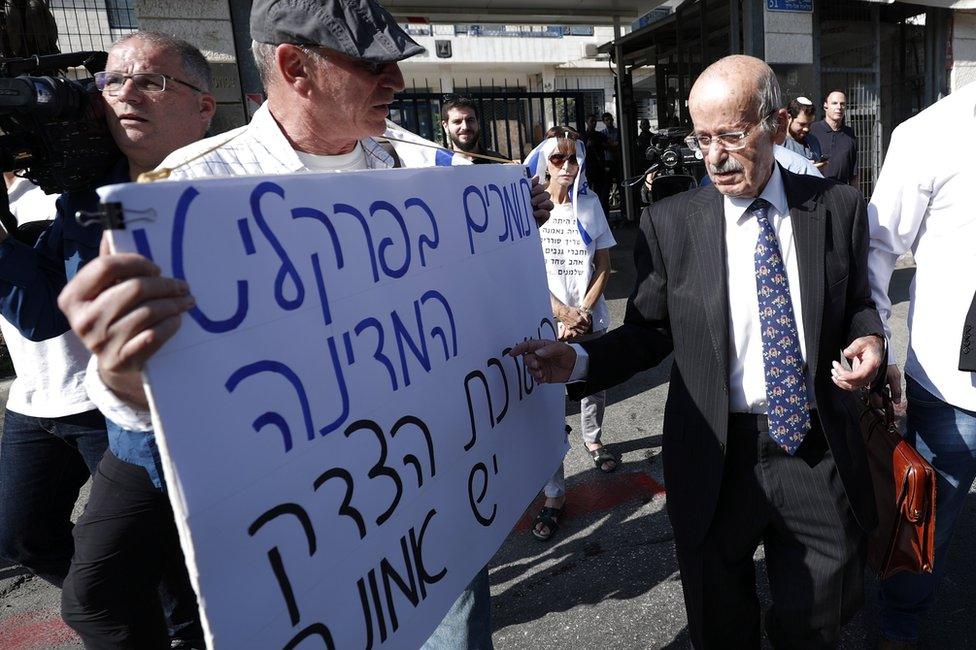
514, 471, 665, 532
0, 610, 79, 650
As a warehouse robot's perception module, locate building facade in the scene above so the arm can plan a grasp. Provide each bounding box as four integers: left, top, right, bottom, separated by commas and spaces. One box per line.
28, 0, 976, 204
610, 0, 971, 206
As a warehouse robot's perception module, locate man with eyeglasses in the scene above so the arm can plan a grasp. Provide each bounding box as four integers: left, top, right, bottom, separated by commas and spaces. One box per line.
0, 30, 215, 648
512, 55, 885, 647
54, 1, 552, 648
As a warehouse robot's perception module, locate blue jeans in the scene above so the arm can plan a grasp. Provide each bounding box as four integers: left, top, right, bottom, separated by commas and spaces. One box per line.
879, 376, 976, 642
0, 407, 107, 586
422, 567, 494, 650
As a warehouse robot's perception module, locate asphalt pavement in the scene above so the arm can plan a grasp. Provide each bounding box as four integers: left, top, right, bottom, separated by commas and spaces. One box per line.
1, 224, 974, 649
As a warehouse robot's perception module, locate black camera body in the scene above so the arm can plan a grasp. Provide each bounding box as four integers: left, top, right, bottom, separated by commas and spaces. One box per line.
641, 127, 705, 204
644, 127, 705, 180
0, 51, 120, 242
0, 51, 120, 193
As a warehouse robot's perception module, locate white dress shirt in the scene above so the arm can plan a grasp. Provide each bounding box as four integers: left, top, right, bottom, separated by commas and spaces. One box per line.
724, 165, 810, 413
774, 144, 823, 178
2, 177, 95, 418
868, 82, 976, 411
572, 164, 812, 414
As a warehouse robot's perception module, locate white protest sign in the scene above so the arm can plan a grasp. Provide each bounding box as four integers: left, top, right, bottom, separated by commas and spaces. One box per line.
100, 164, 567, 649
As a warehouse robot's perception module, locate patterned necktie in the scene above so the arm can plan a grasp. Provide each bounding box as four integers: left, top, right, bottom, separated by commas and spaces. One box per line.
751, 198, 811, 455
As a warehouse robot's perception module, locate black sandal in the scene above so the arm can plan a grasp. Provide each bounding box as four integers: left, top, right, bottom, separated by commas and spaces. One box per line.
531, 506, 562, 541
586, 445, 618, 473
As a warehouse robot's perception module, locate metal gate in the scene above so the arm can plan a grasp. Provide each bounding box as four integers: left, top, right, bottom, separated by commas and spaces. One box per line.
820, 0, 883, 198
818, 0, 942, 199
389, 90, 588, 162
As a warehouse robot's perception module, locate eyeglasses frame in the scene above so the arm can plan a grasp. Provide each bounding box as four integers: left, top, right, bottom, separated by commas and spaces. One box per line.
95, 71, 204, 96
684, 110, 778, 153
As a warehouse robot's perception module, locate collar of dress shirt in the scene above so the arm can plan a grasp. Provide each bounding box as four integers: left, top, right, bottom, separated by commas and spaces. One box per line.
248, 103, 303, 172
250, 102, 393, 172
725, 162, 789, 225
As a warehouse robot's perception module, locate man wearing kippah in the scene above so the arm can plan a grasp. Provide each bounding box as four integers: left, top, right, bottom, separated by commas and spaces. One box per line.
782, 96, 823, 170
56, 1, 553, 648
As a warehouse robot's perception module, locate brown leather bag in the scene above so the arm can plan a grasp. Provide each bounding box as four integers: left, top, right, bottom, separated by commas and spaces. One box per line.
858, 393, 937, 580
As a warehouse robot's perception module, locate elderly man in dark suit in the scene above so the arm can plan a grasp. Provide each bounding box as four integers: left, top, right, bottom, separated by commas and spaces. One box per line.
512, 55, 885, 649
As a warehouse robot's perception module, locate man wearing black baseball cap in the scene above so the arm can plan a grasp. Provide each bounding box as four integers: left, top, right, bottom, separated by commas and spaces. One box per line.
56, 2, 551, 649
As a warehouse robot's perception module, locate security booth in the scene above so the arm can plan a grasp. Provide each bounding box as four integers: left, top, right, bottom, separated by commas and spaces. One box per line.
607, 0, 953, 218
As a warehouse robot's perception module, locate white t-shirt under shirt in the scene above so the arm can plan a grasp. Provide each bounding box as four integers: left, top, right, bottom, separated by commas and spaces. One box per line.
2, 177, 95, 417
539, 202, 616, 335
295, 143, 367, 172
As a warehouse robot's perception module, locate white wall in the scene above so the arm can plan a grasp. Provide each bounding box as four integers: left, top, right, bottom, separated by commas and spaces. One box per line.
135, 0, 246, 131
763, 7, 813, 64
404, 25, 619, 66
951, 11, 976, 91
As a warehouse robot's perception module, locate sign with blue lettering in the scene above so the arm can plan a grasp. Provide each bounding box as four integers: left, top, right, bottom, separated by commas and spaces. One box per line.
101, 164, 566, 649
767, 0, 813, 12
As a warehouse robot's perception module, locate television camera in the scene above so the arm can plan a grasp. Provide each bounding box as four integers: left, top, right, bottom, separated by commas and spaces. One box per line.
0, 50, 120, 243
639, 127, 705, 204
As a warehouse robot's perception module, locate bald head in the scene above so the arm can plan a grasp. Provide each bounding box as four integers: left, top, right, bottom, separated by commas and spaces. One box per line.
688, 55, 785, 198
689, 55, 781, 131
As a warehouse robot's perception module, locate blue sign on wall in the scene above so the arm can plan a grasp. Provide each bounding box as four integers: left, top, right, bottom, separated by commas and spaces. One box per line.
767, 0, 813, 12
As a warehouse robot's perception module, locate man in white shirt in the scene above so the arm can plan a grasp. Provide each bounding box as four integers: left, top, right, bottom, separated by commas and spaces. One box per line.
56, 1, 552, 648
867, 81, 976, 649
512, 55, 885, 647
0, 174, 108, 588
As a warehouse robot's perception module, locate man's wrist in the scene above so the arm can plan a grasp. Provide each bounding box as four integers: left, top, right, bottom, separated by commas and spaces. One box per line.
98, 366, 150, 410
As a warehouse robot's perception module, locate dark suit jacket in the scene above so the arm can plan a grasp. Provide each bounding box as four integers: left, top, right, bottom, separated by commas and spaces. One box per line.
570, 166, 882, 548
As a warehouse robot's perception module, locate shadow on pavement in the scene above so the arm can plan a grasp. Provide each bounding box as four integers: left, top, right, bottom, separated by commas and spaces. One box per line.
490, 471, 976, 648
489, 467, 682, 636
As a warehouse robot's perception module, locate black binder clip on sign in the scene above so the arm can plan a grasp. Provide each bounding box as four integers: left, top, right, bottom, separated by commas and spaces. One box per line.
75, 203, 157, 231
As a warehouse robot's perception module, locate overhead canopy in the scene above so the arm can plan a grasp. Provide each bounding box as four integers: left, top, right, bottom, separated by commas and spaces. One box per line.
384, 0, 975, 26
382, 0, 665, 25
859, 0, 976, 6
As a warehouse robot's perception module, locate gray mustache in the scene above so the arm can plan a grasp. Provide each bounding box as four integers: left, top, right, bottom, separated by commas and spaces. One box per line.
709, 158, 744, 174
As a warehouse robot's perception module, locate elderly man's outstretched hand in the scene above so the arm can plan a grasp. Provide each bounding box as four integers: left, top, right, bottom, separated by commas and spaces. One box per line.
57, 233, 195, 408
508, 339, 576, 384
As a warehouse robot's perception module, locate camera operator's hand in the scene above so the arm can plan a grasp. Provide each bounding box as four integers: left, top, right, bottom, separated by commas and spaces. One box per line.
644, 170, 658, 192
57, 234, 195, 409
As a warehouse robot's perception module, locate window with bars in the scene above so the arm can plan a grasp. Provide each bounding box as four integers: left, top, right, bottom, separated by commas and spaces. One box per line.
105, 0, 136, 30
45, 0, 138, 52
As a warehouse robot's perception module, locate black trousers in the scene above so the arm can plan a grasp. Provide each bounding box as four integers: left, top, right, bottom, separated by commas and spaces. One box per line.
61, 450, 202, 649
675, 415, 865, 650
